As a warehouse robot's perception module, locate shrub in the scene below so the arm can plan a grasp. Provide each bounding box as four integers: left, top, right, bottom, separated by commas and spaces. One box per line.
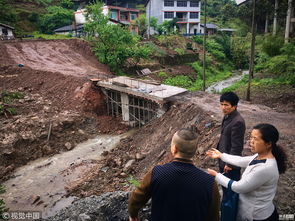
158, 71, 168, 78
164, 75, 193, 88
261, 35, 284, 57
174, 48, 185, 55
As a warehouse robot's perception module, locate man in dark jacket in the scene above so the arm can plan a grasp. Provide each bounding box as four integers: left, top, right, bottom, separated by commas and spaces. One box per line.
217, 92, 245, 199
128, 128, 220, 221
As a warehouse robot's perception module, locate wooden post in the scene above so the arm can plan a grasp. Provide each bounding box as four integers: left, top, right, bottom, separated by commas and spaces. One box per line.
285, 0, 293, 43
273, 0, 278, 35
202, 0, 207, 91
246, 0, 257, 101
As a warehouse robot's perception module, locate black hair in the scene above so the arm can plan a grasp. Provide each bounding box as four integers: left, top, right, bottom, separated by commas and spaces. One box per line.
253, 123, 287, 174
220, 92, 239, 106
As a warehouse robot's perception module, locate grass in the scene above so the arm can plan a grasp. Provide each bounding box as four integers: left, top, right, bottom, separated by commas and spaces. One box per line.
124, 175, 140, 188
25, 31, 75, 40
0, 91, 24, 117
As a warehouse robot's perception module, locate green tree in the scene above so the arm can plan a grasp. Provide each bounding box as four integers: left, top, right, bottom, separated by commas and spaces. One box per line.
60, 0, 74, 9
0, 0, 17, 25
136, 14, 147, 37
39, 6, 74, 34
84, 1, 150, 71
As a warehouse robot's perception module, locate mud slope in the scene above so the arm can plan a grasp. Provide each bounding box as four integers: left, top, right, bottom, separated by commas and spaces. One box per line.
69, 92, 295, 214
1, 39, 111, 78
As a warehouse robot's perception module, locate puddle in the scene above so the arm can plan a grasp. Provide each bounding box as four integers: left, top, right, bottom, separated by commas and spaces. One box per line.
1, 132, 132, 218
206, 70, 248, 93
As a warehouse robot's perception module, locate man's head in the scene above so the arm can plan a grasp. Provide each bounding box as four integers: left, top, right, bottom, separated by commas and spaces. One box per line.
220, 92, 239, 115
171, 128, 198, 159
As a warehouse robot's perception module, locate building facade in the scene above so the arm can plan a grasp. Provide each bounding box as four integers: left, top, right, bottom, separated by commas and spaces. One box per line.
146, 0, 201, 35
74, 5, 140, 34
0, 23, 14, 40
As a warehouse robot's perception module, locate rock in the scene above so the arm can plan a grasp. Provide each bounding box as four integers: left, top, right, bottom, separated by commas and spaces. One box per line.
42, 191, 151, 221
135, 153, 145, 161
123, 159, 135, 172
78, 213, 91, 221
65, 142, 72, 150
78, 129, 85, 135
100, 167, 109, 173
101, 151, 109, 156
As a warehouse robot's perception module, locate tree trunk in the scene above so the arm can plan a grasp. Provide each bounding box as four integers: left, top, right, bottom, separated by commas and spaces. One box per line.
265, 13, 269, 33
273, 0, 278, 35
285, 0, 292, 43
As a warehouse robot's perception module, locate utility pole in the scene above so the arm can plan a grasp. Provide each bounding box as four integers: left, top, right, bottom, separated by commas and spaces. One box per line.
202, 0, 207, 91
246, 0, 257, 101
147, 0, 151, 39
273, 0, 278, 35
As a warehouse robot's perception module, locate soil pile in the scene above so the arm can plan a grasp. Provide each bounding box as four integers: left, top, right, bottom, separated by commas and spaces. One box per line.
2, 39, 111, 78
0, 39, 129, 181
67, 92, 295, 215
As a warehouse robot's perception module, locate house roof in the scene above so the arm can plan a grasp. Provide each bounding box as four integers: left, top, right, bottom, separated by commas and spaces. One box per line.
235, 0, 248, 5
54, 24, 84, 32
107, 5, 140, 12
200, 23, 218, 29
219, 28, 236, 32
0, 23, 14, 30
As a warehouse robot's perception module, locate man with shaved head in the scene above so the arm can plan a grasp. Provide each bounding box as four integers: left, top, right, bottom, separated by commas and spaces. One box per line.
128, 128, 220, 221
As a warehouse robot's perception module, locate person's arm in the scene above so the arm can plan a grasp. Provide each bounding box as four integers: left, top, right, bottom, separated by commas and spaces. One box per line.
215, 165, 274, 194
206, 181, 220, 221
221, 153, 255, 168
128, 168, 153, 219
207, 148, 254, 168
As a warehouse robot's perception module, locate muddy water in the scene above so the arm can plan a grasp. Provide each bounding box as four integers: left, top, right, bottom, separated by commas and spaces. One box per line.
2, 132, 131, 218
206, 70, 248, 93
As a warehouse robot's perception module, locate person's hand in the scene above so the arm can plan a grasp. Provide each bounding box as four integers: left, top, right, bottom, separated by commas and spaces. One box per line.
207, 169, 218, 176
224, 165, 232, 173
206, 148, 222, 159
129, 216, 139, 221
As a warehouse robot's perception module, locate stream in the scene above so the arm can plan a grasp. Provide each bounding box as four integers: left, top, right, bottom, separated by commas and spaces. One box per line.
206, 70, 248, 93
1, 132, 132, 219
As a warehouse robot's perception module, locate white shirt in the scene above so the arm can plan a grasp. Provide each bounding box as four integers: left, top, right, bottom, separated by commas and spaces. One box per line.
216, 153, 279, 221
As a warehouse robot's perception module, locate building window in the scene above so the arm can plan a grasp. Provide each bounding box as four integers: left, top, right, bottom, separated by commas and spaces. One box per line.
110, 11, 118, 20
190, 1, 199, 7
130, 13, 137, 20
164, 0, 174, 6
190, 12, 199, 19
2, 28, 8, 35
164, 11, 174, 19
177, 1, 187, 7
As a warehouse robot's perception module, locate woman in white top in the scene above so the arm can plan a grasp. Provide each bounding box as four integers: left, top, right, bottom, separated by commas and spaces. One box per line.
207, 123, 287, 221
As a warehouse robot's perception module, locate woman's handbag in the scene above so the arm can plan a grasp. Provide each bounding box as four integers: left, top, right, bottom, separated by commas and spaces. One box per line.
221, 180, 239, 221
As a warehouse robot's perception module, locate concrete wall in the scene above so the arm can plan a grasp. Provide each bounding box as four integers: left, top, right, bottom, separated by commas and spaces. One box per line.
146, 0, 201, 34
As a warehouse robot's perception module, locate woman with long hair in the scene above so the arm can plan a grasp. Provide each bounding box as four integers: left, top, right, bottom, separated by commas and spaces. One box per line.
207, 123, 287, 221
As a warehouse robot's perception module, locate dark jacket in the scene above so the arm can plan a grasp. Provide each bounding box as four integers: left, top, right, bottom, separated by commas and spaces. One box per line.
128, 158, 220, 221
217, 109, 245, 170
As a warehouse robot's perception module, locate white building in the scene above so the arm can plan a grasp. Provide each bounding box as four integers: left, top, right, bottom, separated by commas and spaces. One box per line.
0, 23, 14, 40
146, 0, 201, 35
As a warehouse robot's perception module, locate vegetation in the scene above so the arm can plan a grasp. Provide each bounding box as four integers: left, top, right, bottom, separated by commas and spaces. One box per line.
0, 91, 24, 117
0, 185, 7, 220
84, 1, 151, 72
124, 175, 140, 188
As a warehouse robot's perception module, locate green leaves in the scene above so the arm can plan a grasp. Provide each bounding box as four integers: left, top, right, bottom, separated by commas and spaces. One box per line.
39, 6, 74, 34
84, 1, 151, 72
